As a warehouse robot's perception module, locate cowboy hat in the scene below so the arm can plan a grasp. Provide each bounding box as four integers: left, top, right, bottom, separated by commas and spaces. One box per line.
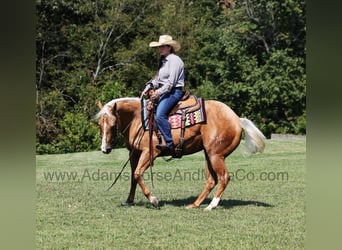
149, 35, 181, 52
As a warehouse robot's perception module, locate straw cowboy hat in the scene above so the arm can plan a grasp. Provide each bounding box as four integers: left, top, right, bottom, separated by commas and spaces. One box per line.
149, 35, 181, 52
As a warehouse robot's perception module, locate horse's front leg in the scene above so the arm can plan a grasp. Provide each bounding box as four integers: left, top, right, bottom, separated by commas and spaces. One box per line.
122, 150, 140, 206
134, 150, 159, 208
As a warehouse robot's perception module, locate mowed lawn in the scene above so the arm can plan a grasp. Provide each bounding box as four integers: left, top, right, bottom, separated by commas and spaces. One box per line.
36, 139, 305, 249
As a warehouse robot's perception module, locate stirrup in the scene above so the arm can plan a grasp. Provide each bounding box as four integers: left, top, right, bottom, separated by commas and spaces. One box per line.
157, 132, 166, 146
173, 145, 183, 158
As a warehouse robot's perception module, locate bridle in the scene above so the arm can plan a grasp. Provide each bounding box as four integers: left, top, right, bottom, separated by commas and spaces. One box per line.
105, 110, 146, 191
104, 103, 136, 150
111, 107, 120, 148
103, 100, 157, 191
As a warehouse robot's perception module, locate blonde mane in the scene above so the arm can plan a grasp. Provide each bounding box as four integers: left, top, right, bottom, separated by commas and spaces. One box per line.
94, 97, 140, 119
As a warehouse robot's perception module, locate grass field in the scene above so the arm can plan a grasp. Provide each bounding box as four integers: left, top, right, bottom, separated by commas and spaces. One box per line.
36, 139, 306, 249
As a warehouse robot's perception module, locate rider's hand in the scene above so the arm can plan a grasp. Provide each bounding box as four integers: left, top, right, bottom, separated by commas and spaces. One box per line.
140, 86, 151, 99
151, 91, 159, 101
140, 90, 148, 98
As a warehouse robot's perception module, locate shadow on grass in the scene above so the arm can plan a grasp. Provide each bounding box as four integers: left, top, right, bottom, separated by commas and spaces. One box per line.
160, 196, 274, 209
120, 197, 273, 209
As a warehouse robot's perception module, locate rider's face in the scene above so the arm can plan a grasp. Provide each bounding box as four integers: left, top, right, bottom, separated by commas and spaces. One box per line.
158, 45, 171, 56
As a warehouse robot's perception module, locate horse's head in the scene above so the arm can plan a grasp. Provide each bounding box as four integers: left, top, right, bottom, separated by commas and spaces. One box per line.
96, 101, 119, 154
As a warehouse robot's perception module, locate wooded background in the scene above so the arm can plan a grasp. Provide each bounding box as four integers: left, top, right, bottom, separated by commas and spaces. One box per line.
36, 0, 305, 154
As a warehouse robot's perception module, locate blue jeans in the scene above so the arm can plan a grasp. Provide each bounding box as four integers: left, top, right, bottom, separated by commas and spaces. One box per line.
156, 88, 183, 148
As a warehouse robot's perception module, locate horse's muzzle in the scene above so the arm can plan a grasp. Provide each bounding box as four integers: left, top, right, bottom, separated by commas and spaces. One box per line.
102, 148, 112, 154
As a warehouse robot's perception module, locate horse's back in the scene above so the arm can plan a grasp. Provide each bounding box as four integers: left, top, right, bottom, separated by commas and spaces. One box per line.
204, 100, 241, 127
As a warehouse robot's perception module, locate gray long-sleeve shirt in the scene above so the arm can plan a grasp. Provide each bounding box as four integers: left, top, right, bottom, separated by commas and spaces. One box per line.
151, 53, 185, 96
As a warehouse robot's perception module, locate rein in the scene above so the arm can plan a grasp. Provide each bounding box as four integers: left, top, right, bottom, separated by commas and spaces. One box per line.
106, 106, 141, 191
106, 103, 156, 191
106, 124, 144, 191
106, 150, 133, 191
147, 99, 157, 188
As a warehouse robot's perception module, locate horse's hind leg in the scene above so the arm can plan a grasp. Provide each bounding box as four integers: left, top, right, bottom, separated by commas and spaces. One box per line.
186, 151, 219, 209
203, 154, 230, 211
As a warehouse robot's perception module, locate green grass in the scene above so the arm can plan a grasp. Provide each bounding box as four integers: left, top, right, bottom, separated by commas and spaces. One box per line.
36, 139, 306, 249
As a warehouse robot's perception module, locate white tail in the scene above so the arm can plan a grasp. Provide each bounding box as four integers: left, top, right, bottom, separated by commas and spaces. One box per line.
240, 118, 266, 155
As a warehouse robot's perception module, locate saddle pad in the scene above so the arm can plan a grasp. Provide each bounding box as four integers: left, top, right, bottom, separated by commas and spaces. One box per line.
141, 97, 206, 130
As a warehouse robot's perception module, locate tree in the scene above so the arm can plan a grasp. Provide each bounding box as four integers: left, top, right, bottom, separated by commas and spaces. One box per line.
36, 0, 306, 153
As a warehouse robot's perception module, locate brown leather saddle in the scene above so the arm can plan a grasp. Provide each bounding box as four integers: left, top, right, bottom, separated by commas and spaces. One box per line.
146, 91, 201, 159
169, 91, 201, 115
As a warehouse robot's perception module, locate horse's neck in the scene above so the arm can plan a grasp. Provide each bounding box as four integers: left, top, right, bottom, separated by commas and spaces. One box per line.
117, 100, 140, 133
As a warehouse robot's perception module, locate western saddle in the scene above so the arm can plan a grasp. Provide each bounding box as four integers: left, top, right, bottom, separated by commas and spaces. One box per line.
146, 91, 201, 159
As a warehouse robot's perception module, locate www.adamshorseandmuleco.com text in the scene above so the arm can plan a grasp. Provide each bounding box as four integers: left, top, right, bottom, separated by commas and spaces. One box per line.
42, 168, 289, 183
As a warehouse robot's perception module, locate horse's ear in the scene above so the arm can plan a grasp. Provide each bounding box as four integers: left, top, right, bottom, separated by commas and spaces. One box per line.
112, 102, 118, 115
98, 100, 103, 109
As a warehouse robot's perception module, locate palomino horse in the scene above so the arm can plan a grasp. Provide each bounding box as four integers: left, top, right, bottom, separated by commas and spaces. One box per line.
95, 97, 266, 210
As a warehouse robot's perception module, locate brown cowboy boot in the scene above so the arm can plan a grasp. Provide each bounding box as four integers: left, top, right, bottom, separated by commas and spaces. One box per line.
156, 133, 172, 154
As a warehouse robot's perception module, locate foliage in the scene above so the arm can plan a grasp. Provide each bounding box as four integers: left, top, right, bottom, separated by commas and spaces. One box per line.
36, 112, 101, 154
36, 0, 306, 154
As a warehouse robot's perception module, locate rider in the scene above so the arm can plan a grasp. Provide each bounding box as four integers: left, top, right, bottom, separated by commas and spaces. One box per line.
142, 35, 185, 152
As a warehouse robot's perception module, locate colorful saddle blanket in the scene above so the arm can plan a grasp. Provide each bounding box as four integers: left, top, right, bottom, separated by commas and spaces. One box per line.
141, 97, 206, 130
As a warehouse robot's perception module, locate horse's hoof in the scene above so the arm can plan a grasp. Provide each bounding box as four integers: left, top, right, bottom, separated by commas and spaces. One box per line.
203, 206, 213, 211
204, 197, 220, 211
185, 204, 198, 209
121, 202, 133, 207
150, 196, 159, 208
